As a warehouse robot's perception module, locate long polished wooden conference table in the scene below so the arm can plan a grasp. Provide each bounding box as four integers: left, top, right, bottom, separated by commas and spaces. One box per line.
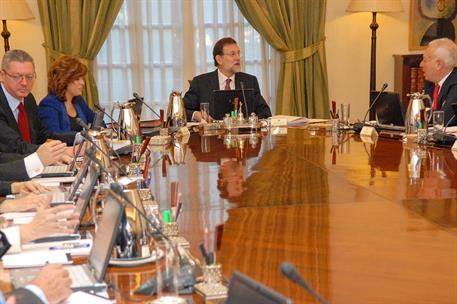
105, 126, 456, 303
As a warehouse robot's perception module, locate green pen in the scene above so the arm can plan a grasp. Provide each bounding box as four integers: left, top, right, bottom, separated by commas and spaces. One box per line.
163, 209, 171, 223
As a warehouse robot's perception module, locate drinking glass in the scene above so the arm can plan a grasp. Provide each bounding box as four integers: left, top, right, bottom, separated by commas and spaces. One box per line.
433, 110, 445, 133
200, 102, 210, 122
340, 104, 350, 127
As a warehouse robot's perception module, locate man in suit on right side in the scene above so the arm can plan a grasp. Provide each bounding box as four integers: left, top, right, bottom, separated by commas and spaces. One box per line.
184, 37, 271, 121
421, 38, 457, 126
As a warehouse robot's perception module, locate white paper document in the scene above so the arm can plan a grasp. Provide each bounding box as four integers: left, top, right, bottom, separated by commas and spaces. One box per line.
270, 115, 308, 126
2, 250, 72, 268
22, 239, 93, 256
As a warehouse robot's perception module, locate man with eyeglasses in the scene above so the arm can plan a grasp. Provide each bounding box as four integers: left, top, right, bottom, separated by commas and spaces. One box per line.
0, 49, 76, 157
184, 37, 271, 121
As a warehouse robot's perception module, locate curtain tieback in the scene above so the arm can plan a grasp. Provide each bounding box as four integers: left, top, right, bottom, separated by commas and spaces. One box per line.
42, 44, 92, 66
281, 39, 325, 63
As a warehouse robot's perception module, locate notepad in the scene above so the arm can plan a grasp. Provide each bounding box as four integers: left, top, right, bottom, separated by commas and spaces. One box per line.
2, 250, 72, 268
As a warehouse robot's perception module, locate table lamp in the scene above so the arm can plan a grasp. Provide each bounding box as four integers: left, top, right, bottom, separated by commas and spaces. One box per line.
0, 0, 34, 52
346, 0, 403, 93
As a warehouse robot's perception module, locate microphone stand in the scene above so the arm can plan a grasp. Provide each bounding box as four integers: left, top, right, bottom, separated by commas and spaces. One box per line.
280, 262, 328, 304
133, 92, 161, 119
240, 82, 249, 119
353, 83, 388, 133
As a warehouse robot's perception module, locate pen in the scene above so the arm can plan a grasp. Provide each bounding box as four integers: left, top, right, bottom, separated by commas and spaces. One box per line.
199, 242, 211, 265
49, 243, 90, 250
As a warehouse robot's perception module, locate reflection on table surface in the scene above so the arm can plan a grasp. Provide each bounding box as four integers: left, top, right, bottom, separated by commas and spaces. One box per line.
109, 128, 457, 303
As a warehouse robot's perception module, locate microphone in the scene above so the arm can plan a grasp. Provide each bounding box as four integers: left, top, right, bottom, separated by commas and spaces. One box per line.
353, 83, 388, 133
92, 109, 105, 130
80, 130, 128, 176
280, 262, 329, 304
133, 92, 160, 118
76, 117, 90, 130
240, 82, 249, 118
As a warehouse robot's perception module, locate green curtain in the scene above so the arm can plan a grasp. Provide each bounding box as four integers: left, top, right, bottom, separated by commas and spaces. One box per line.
235, 0, 329, 118
37, 0, 123, 108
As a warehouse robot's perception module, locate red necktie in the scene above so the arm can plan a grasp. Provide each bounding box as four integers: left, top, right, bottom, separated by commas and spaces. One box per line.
432, 84, 440, 110
225, 78, 232, 90
18, 102, 31, 143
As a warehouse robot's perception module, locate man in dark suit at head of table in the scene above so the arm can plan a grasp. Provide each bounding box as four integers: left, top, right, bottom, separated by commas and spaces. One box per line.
184, 37, 271, 122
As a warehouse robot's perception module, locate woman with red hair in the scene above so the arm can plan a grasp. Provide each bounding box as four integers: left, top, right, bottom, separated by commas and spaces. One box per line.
39, 55, 97, 133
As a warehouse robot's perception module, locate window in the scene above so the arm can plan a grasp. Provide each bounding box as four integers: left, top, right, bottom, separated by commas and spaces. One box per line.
96, 0, 278, 119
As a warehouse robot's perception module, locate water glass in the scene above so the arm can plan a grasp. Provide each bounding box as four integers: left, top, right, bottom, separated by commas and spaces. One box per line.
433, 110, 445, 133
200, 102, 210, 122
340, 104, 350, 126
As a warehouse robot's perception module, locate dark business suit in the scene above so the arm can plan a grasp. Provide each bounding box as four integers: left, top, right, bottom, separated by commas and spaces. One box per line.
0, 181, 12, 195
0, 86, 76, 154
8, 288, 45, 304
184, 69, 271, 120
425, 68, 457, 126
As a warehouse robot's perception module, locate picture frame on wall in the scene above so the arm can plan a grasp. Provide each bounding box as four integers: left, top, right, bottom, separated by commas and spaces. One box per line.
409, 0, 457, 50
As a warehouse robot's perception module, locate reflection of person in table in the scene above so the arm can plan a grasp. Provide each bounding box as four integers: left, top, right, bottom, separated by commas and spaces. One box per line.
419, 0, 457, 45
217, 158, 246, 200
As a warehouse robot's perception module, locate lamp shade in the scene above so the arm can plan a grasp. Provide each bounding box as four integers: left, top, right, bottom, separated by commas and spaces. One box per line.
0, 0, 34, 20
346, 0, 403, 13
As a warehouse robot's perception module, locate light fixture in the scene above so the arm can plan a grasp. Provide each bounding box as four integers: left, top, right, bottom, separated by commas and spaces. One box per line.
347, 0, 403, 115
0, 0, 34, 52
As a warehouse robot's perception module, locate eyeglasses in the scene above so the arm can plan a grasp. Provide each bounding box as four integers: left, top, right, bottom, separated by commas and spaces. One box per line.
2, 70, 36, 82
222, 51, 241, 58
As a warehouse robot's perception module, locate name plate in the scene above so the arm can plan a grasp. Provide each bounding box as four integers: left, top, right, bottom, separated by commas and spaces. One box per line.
360, 126, 378, 138
271, 127, 288, 135
270, 118, 288, 127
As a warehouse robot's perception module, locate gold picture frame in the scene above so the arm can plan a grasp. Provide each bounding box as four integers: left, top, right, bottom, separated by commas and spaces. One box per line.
409, 0, 457, 50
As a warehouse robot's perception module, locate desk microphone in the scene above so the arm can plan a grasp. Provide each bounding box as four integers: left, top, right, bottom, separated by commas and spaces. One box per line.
133, 92, 161, 118
240, 81, 249, 117
353, 83, 388, 133
280, 262, 329, 304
